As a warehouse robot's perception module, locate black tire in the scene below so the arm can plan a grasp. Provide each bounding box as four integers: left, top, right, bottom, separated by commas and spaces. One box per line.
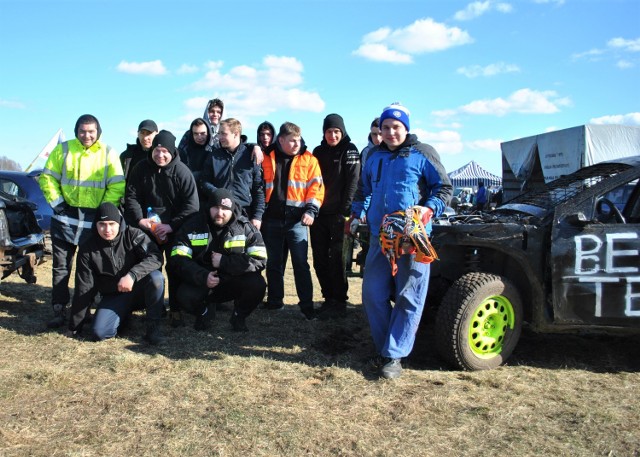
436, 272, 523, 371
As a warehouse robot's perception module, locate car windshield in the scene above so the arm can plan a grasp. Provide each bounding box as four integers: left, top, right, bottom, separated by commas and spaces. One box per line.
501, 161, 636, 213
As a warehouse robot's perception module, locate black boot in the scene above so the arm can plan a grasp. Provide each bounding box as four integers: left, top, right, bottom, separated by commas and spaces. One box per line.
194, 306, 214, 331
144, 320, 166, 345
47, 303, 66, 329
229, 310, 249, 332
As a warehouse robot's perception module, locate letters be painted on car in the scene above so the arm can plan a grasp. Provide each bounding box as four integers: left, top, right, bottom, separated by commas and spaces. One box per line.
429, 156, 640, 371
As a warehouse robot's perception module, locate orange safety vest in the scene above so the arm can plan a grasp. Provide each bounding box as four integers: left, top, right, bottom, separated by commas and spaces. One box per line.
262, 150, 324, 211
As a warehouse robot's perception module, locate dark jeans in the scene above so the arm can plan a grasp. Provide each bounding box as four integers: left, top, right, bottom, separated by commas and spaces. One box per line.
51, 237, 77, 306
93, 270, 165, 340
310, 214, 348, 303
176, 271, 266, 318
262, 212, 313, 309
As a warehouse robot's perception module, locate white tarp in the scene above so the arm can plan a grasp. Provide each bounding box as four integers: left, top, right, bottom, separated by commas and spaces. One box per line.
501, 124, 640, 184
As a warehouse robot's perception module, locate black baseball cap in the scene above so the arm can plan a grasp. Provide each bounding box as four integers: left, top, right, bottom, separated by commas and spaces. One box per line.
138, 119, 158, 132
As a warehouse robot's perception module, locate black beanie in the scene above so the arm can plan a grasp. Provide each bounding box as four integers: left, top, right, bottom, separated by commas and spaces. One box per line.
74, 114, 102, 139
208, 188, 235, 211
96, 202, 121, 223
152, 130, 177, 155
322, 113, 347, 136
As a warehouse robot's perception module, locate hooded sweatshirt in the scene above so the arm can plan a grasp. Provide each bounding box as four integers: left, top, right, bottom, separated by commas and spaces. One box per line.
177, 101, 224, 153
313, 133, 360, 217
69, 205, 163, 331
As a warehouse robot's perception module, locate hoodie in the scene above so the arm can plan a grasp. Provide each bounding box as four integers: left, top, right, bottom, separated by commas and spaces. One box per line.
69, 207, 163, 331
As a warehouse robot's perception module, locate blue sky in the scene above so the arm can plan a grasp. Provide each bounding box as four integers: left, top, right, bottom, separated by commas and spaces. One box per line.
1, 0, 638, 176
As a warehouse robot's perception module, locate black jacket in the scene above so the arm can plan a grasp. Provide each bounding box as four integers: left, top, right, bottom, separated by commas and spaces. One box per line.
199, 142, 265, 221
124, 145, 199, 233
168, 204, 267, 287
69, 216, 163, 331
313, 135, 360, 216
120, 140, 150, 181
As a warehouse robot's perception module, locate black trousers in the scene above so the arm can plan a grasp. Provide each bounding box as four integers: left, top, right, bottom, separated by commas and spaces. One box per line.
176, 271, 266, 318
51, 237, 77, 306
309, 214, 349, 303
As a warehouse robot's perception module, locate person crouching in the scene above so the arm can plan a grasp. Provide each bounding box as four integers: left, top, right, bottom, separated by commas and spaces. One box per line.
168, 188, 267, 332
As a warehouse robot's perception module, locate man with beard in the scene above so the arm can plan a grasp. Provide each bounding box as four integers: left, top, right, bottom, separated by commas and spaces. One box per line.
168, 188, 267, 332
67, 202, 165, 344
311, 114, 360, 320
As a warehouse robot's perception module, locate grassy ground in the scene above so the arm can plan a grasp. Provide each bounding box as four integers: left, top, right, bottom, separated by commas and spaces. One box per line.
0, 258, 639, 457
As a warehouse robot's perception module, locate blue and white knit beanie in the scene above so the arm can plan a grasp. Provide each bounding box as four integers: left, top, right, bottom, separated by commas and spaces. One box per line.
379, 103, 410, 131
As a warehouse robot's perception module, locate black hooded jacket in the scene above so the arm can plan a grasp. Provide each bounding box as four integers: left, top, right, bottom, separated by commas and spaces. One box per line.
178, 118, 213, 180
313, 134, 360, 216
256, 121, 276, 149
124, 141, 199, 232
69, 213, 163, 332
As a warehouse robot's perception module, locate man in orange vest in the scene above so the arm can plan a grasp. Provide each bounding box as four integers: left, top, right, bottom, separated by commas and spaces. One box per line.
261, 122, 324, 320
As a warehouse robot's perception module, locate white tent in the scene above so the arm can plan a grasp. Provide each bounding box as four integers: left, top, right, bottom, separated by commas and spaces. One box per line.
500, 124, 640, 200
448, 160, 502, 188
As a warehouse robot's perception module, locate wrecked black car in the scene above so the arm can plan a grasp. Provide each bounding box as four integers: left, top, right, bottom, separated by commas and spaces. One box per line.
0, 189, 46, 284
430, 156, 640, 370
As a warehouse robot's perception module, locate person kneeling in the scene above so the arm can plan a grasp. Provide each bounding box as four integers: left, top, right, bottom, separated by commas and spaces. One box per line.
67, 202, 166, 345
168, 188, 267, 332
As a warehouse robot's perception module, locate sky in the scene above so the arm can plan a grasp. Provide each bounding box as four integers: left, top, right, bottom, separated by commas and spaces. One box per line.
0, 0, 638, 176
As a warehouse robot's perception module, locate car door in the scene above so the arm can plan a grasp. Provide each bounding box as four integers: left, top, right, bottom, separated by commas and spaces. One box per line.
550, 176, 640, 328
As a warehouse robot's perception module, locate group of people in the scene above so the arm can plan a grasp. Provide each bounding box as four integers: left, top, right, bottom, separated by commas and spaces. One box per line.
38, 100, 452, 380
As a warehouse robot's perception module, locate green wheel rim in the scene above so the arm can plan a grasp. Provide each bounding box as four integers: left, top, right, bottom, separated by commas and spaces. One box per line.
467, 295, 515, 359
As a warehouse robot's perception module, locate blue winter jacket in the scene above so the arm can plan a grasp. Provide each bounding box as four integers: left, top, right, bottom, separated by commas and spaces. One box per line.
352, 134, 452, 236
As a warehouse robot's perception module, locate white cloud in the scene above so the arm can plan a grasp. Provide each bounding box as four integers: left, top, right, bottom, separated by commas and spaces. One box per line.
533, 0, 565, 5
571, 48, 604, 61
177, 64, 198, 75
413, 129, 464, 155
608, 37, 640, 52
434, 88, 571, 118
590, 112, 640, 126
185, 56, 324, 120
352, 43, 413, 64
454, 1, 513, 21
0, 99, 25, 109
353, 18, 473, 64
457, 62, 520, 78
616, 60, 634, 69
573, 36, 639, 68
466, 138, 502, 151
116, 60, 167, 76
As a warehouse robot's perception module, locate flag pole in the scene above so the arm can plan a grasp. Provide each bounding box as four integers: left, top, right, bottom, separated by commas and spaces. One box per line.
25, 129, 65, 172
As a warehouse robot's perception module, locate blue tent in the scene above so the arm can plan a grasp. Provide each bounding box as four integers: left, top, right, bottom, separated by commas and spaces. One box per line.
448, 160, 502, 188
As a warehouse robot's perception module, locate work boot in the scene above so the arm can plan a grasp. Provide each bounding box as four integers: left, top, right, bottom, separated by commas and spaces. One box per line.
300, 305, 316, 321
47, 303, 67, 329
317, 301, 347, 321
229, 311, 249, 332
381, 358, 403, 380
170, 311, 185, 328
144, 320, 166, 346
194, 306, 213, 331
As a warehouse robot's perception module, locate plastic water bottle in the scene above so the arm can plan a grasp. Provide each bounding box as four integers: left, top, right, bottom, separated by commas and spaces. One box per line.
147, 207, 167, 244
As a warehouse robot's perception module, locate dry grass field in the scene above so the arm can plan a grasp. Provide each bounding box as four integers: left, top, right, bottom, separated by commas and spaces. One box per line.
1, 256, 639, 457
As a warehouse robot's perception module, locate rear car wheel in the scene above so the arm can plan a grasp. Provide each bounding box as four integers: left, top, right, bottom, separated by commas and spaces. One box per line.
436, 272, 522, 371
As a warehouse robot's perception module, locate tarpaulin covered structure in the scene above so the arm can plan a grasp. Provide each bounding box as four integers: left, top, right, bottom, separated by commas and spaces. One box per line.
447, 160, 502, 188
500, 124, 640, 200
